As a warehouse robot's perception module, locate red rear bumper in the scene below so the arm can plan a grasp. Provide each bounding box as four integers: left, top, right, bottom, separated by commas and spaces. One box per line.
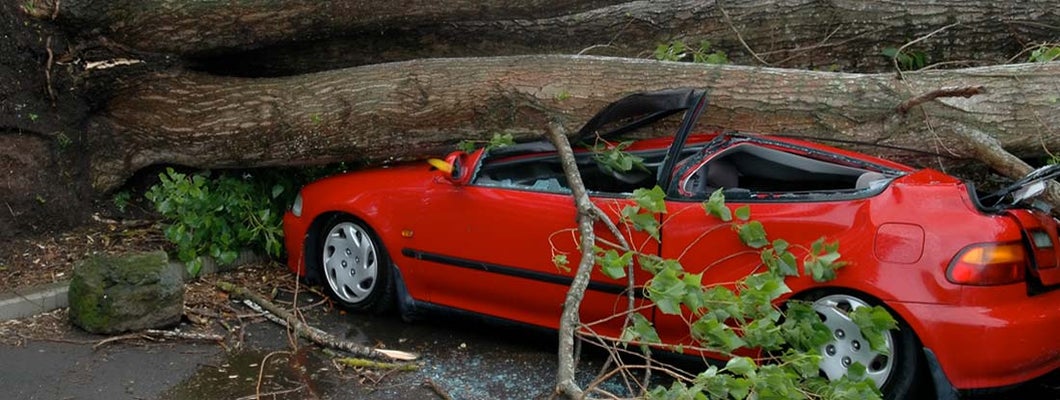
895, 287, 1060, 389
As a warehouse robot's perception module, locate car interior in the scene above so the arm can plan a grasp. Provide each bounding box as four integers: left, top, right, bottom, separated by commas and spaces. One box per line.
473, 140, 894, 199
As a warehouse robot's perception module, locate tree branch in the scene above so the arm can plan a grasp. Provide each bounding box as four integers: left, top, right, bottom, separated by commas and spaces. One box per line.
896, 86, 984, 114
548, 120, 593, 399
216, 281, 418, 361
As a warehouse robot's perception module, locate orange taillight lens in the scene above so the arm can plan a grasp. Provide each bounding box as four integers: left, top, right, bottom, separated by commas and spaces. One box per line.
947, 242, 1027, 286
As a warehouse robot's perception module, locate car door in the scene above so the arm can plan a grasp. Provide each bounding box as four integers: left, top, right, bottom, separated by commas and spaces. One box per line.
405, 181, 656, 337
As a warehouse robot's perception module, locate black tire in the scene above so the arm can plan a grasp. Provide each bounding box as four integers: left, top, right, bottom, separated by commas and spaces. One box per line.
316, 215, 394, 313
803, 290, 924, 400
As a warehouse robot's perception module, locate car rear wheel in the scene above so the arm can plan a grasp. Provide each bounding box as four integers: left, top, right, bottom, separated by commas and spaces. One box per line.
810, 292, 923, 400
318, 216, 393, 313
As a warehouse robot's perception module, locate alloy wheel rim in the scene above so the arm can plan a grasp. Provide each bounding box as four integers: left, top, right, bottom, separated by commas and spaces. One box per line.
813, 294, 895, 388
322, 222, 378, 304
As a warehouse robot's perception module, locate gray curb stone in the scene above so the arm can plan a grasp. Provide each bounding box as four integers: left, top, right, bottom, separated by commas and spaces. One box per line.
0, 280, 70, 320
0, 249, 263, 321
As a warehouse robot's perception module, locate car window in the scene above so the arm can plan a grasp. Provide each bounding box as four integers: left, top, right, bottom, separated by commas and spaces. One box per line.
672, 143, 896, 201
473, 149, 672, 195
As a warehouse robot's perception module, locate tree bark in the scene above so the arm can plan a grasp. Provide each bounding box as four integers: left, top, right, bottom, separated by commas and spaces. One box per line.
27, 0, 1060, 73
25, 0, 622, 56
88, 55, 1060, 192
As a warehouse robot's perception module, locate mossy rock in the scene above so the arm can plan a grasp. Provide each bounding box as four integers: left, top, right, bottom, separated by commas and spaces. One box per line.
68, 251, 184, 334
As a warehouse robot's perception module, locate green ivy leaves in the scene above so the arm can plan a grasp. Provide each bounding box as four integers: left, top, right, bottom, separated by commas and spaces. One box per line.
851, 306, 899, 354
591, 185, 893, 400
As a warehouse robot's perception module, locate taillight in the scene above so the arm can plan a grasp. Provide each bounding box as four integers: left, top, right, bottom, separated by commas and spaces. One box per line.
947, 242, 1027, 285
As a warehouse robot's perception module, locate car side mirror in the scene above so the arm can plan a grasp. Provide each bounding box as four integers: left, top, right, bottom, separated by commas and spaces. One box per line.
428, 151, 472, 186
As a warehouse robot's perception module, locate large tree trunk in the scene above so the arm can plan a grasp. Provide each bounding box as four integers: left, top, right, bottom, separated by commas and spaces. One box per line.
27, 0, 1060, 73
88, 55, 1060, 191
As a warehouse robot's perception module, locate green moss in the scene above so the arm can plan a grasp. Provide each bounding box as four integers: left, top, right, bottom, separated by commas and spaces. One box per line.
69, 251, 181, 333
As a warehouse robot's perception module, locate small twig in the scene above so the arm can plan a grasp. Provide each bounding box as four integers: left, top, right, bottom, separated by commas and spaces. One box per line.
92, 333, 149, 350
896, 86, 984, 114
51, 0, 59, 19
144, 329, 224, 342
44, 36, 56, 104
718, 4, 770, 65
234, 385, 305, 400
424, 378, 453, 400
92, 329, 224, 350
256, 350, 291, 398
90, 213, 156, 227
335, 357, 418, 371
577, 44, 613, 55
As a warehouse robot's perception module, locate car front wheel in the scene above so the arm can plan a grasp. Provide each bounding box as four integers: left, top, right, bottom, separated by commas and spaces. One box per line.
810, 292, 923, 400
318, 216, 393, 313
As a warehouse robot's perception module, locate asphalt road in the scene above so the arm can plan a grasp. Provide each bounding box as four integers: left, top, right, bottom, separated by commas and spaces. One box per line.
1, 298, 1057, 400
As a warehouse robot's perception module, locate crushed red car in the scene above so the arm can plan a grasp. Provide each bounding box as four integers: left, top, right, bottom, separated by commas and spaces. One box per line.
284, 89, 1060, 398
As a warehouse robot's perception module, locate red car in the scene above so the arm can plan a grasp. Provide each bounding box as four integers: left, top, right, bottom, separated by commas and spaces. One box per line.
283, 89, 1060, 398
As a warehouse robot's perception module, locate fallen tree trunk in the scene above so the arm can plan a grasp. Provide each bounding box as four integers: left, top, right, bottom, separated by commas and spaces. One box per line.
26, 0, 1060, 72
24, 0, 621, 56
88, 56, 1060, 192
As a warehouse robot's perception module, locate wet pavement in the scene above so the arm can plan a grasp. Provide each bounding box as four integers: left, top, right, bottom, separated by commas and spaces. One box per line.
1, 294, 1057, 400
0, 292, 628, 400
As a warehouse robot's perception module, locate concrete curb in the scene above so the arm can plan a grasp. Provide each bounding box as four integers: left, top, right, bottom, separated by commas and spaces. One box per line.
0, 280, 70, 321
0, 249, 264, 321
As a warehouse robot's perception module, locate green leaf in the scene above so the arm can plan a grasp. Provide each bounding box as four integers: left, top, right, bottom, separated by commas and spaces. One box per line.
271, 184, 284, 199
623, 207, 661, 240
847, 361, 868, 381
632, 186, 667, 213
488, 132, 515, 149
734, 205, 750, 221
456, 140, 477, 152
850, 306, 898, 354
782, 348, 822, 379
742, 318, 783, 350
780, 301, 834, 351
703, 188, 731, 221
599, 249, 632, 279
186, 258, 203, 277
219, 250, 239, 265
881, 47, 899, 58
552, 254, 569, 271
729, 375, 754, 398
736, 221, 768, 249
724, 356, 756, 377
648, 267, 686, 315
691, 317, 746, 352
620, 312, 661, 344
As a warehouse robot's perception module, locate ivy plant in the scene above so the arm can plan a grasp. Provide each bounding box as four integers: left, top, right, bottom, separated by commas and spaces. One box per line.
565, 186, 893, 399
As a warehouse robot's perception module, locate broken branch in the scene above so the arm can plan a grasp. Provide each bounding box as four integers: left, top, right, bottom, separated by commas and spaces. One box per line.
216, 281, 418, 361
897, 85, 985, 114
335, 357, 419, 371
92, 328, 224, 350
